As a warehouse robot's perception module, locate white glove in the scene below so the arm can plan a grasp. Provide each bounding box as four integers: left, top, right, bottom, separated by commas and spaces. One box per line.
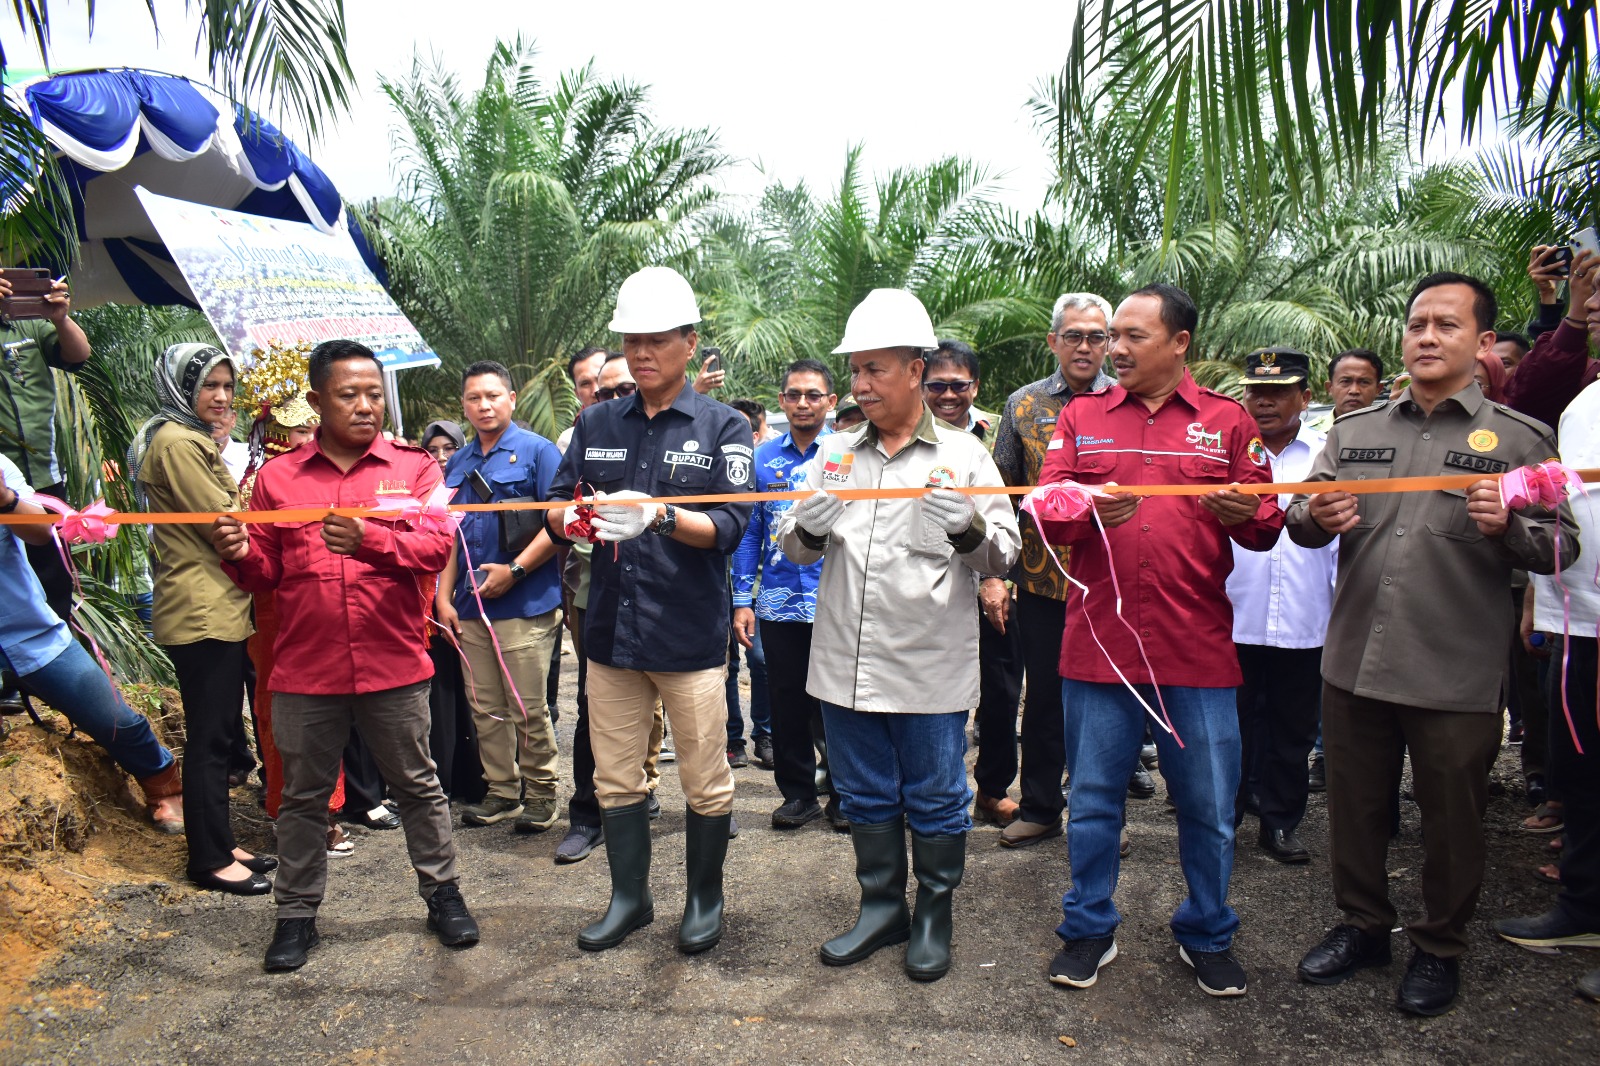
591, 490, 655, 542
791, 490, 845, 537
921, 487, 975, 536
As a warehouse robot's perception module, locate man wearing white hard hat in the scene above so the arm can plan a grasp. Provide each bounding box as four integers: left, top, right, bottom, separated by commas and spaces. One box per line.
778, 288, 1021, 981
546, 266, 755, 956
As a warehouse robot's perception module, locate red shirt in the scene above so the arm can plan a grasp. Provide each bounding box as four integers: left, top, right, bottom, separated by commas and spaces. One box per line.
222, 435, 451, 695
1036, 371, 1283, 688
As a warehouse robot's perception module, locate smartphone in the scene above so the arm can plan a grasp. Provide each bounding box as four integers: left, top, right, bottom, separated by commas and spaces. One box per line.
468, 567, 491, 590
1550, 246, 1574, 277
702, 346, 721, 374
1574, 227, 1600, 260
0, 267, 54, 322
468, 469, 493, 503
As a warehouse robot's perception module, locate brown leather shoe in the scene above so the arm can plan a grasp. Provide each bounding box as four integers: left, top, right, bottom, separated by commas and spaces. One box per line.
973, 792, 1019, 827
999, 817, 1063, 848
137, 763, 185, 835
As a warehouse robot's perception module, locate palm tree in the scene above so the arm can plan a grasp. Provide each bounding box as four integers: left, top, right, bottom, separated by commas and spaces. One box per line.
2, 1, 355, 261
1054, 1, 1598, 237
367, 38, 726, 435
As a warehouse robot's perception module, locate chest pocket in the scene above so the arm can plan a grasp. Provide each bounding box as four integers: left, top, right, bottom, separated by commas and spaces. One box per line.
583, 459, 628, 492
489, 467, 532, 498
271, 500, 330, 575
658, 458, 714, 492
1425, 487, 1482, 543
1074, 452, 1117, 483
1334, 457, 1395, 530
1176, 454, 1229, 521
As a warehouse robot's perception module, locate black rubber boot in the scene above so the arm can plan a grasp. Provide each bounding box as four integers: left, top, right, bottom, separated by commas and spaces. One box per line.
820, 816, 911, 966
678, 808, 731, 954
577, 801, 653, 951
905, 831, 965, 981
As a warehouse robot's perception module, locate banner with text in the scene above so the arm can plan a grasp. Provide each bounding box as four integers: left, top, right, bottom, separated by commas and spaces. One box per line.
135, 187, 440, 372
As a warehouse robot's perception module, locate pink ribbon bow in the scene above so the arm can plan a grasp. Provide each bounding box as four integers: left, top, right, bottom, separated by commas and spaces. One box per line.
1019, 482, 1182, 748
372, 485, 462, 534
1500, 460, 1583, 511
26, 494, 118, 545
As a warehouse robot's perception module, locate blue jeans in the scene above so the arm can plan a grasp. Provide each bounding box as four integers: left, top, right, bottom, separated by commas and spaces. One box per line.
1058, 680, 1240, 952
821, 703, 971, 836
7, 641, 173, 780
725, 626, 771, 748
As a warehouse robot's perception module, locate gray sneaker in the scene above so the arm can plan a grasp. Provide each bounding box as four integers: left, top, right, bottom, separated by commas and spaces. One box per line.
514, 798, 558, 834
463, 796, 524, 826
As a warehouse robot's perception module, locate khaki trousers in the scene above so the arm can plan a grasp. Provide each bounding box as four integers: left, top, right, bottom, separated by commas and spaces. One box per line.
459, 611, 562, 803
272, 681, 457, 918
1322, 682, 1501, 958
588, 661, 732, 815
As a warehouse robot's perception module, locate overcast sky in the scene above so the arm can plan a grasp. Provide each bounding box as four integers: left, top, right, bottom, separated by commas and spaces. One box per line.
1, 0, 1081, 215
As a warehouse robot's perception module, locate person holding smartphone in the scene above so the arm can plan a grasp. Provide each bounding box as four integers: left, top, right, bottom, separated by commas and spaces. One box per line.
1504, 243, 1600, 428
436, 362, 566, 834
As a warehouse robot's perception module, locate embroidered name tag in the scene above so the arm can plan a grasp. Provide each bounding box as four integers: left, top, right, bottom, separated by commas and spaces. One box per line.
375, 480, 410, 495
664, 451, 713, 469
1339, 447, 1396, 463
1443, 451, 1508, 475
586, 448, 627, 462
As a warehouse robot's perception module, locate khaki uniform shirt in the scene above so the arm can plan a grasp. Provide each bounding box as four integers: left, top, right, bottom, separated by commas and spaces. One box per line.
778, 406, 1021, 713
139, 421, 253, 646
1285, 383, 1575, 713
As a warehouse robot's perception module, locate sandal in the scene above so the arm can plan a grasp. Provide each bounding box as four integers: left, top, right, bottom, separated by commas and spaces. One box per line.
1521, 803, 1565, 834
1534, 863, 1562, 885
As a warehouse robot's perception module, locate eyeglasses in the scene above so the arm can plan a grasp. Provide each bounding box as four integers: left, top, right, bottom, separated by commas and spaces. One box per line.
923, 380, 975, 395
1052, 330, 1109, 348
597, 382, 639, 400
780, 390, 827, 403
425, 443, 457, 457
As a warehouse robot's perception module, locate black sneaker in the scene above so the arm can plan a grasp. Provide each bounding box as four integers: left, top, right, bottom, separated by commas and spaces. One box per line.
1179, 945, 1247, 996
752, 736, 775, 770
824, 794, 850, 832
1396, 948, 1458, 1016
1128, 766, 1157, 799
263, 917, 319, 972
1048, 936, 1117, 988
1492, 908, 1600, 949
647, 791, 661, 819
426, 884, 480, 947
555, 824, 603, 864
727, 747, 749, 769
772, 798, 822, 829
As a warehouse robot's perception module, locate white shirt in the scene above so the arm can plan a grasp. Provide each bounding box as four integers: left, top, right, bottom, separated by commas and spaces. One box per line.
1533, 378, 1600, 631
220, 439, 249, 483
1228, 421, 1337, 648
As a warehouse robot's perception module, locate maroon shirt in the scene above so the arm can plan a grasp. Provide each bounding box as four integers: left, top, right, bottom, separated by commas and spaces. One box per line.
222, 434, 451, 695
1036, 371, 1283, 687
1503, 319, 1597, 429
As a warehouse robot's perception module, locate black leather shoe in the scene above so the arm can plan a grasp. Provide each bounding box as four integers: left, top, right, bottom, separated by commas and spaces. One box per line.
190, 868, 272, 895
1259, 827, 1310, 864
264, 917, 320, 972
647, 791, 662, 819
238, 853, 279, 874
1307, 755, 1326, 793
1298, 924, 1391, 985
1127, 766, 1156, 799
426, 884, 480, 947
1396, 948, 1458, 1016
352, 806, 402, 831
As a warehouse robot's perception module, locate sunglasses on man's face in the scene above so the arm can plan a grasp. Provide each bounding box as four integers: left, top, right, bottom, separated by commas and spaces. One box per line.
597, 382, 639, 401
923, 379, 975, 395
781, 390, 827, 403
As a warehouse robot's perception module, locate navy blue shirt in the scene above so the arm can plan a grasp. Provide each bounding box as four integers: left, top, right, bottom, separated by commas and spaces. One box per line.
444, 422, 563, 621
550, 383, 754, 671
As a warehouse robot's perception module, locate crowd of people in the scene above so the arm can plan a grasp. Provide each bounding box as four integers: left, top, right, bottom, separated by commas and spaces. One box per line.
0, 250, 1597, 1015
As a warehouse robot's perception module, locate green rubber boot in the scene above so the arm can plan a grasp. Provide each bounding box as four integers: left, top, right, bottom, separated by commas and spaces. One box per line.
905, 831, 966, 981
678, 808, 731, 954
577, 801, 653, 951
820, 816, 911, 966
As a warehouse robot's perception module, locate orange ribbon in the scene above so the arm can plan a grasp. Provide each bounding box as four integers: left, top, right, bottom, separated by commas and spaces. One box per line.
1, 470, 1594, 527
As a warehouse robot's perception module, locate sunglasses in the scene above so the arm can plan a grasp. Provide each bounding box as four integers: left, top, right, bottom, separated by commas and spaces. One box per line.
1052, 330, 1109, 348
781, 390, 828, 403
923, 380, 975, 395
597, 382, 639, 400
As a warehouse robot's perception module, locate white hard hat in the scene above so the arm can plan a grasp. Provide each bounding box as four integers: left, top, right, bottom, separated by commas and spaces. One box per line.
832, 288, 938, 355
609, 266, 702, 334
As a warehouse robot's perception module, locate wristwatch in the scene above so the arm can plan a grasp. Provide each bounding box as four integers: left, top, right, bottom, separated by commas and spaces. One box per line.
651, 503, 678, 537
0, 491, 17, 514
508, 563, 527, 582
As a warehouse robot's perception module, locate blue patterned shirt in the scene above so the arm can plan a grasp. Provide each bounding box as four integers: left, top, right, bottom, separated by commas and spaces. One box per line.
732, 430, 828, 622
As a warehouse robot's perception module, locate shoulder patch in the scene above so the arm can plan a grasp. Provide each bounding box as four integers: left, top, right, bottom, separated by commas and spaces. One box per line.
1489, 403, 1557, 439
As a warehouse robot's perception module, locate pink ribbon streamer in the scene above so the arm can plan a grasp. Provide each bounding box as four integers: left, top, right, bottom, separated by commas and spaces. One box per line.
22, 493, 121, 698
1503, 460, 1595, 754
1021, 482, 1183, 748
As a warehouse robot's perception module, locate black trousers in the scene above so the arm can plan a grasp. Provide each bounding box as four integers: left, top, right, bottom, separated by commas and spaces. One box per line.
1553, 637, 1600, 931
341, 728, 386, 814
567, 608, 600, 827
230, 655, 259, 777
974, 608, 1022, 797
1510, 586, 1549, 781
547, 633, 561, 721
428, 635, 486, 802
1015, 589, 1068, 825
1234, 644, 1323, 832
760, 618, 830, 805
165, 638, 249, 875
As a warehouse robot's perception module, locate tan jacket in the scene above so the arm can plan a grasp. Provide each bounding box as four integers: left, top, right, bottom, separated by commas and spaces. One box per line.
778, 406, 1020, 713
139, 421, 253, 646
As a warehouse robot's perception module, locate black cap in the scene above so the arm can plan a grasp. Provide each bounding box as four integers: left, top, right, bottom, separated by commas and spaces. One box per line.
1238, 347, 1311, 386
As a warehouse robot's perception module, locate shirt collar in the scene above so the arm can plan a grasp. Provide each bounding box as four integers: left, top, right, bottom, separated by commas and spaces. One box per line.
463, 422, 527, 460
1391, 379, 1486, 418
857, 404, 941, 450
296, 430, 398, 469
780, 425, 830, 454
620, 379, 700, 419
1105, 368, 1201, 413
1047, 367, 1114, 396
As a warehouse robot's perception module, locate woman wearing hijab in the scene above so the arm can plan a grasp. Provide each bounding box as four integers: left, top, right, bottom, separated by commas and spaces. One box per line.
131, 343, 269, 895
1475, 350, 1509, 403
